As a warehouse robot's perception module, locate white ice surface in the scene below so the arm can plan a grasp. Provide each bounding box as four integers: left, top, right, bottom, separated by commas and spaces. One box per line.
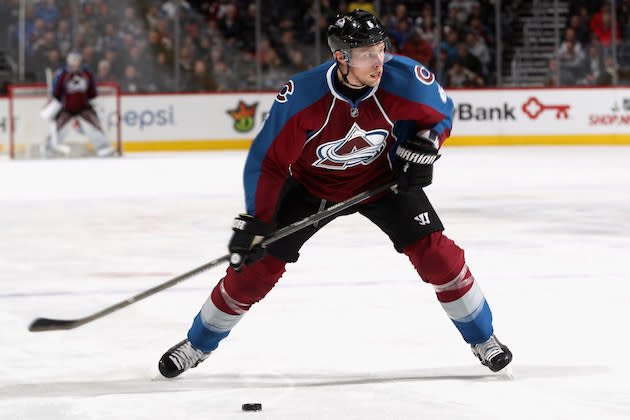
1, 147, 629, 420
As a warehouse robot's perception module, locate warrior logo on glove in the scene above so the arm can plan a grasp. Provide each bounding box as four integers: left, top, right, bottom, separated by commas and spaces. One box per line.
392, 131, 441, 192
395, 146, 439, 165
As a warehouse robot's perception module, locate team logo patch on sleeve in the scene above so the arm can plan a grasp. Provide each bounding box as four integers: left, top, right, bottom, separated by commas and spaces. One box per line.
414, 65, 435, 85
312, 123, 388, 170
276, 80, 294, 103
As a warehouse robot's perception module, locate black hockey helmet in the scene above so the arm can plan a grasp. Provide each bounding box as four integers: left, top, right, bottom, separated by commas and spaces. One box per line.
328, 9, 391, 61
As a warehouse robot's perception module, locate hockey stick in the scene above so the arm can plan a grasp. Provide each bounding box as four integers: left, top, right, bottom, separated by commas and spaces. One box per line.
28, 181, 396, 332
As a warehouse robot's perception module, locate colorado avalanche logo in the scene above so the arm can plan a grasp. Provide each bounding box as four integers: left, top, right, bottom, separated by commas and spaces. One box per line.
414, 65, 435, 85
312, 123, 388, 170
66, 75, 88, 93
276, 80, 294, 103
414, 65, 447, 103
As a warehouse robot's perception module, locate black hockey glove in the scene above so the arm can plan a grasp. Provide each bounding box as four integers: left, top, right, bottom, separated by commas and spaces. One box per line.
392, 132, 441, 192
228, 214, 272, 271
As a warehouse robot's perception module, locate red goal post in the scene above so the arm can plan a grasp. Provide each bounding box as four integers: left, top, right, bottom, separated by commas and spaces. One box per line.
8, 83, 122, 159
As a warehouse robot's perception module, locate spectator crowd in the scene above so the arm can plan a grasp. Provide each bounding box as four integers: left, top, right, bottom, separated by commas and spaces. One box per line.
546, 1, 630, 86
1, 0, 630, 94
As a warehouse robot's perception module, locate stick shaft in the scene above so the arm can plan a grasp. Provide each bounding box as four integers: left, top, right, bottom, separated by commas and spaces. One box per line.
263, 181, 395, 246
28, 181, 396, 332
29, 254, 230, 331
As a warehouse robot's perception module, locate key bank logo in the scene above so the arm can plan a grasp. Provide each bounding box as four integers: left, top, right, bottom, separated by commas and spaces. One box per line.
312, 123, 388, 170
227, 100, 258, 132
522, 96, 570, 119
455, 103, 516, 120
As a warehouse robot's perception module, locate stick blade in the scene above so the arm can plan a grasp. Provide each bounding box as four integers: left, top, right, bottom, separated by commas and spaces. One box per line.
28, 317, 79, 332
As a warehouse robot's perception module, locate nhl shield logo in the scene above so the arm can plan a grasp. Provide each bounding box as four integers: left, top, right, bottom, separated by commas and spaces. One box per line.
312, 123, 388, 170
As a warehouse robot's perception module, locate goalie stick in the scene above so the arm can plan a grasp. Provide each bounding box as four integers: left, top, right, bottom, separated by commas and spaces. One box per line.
28, 181, 397, 332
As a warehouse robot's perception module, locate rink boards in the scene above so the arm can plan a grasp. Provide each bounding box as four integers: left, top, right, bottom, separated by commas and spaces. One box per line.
1, 86, 630, 153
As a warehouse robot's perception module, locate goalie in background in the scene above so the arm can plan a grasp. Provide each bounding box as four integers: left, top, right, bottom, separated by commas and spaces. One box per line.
40, 51, 116, 158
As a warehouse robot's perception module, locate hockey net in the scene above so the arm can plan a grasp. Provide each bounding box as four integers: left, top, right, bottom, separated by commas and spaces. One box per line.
8, 83, 122, 159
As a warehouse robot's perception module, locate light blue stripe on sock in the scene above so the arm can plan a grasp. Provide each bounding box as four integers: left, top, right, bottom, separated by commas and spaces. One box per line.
188, 312, 231, 352
452, 300, 493, 344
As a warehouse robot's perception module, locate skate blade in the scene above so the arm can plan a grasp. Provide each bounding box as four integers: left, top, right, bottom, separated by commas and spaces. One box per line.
53, 145, 71, 156
497, 364, 514, 380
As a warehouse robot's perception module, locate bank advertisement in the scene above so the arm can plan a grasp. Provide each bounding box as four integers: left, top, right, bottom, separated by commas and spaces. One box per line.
449, 88, 630, 140
1, 87, 630, 153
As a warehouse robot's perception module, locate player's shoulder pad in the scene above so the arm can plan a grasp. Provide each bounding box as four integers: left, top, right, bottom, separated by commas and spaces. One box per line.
52, 68, 66, 90
380, 55, 449, 108
273, 61, 333, 112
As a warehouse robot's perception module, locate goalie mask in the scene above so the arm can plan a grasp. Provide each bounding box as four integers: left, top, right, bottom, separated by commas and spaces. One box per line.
67, 51, 82, 70
328, 9, 392, 68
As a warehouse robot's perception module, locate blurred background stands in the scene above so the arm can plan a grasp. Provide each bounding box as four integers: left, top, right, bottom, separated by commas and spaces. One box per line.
1, 0, 629, 94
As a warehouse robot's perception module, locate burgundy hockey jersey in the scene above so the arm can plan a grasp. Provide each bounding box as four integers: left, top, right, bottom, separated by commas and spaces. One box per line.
244, 55, 454, 222
52, 67, 97, 114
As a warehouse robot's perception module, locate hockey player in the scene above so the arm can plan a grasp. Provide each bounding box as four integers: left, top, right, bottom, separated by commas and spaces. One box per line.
41, 51, 115, 157
159, 10, 512, 377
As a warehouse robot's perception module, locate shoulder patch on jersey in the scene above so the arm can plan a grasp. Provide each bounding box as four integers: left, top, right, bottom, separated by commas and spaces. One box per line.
414, 65, 435, 86
276, 80, 294, 103
414, 64, 447, 103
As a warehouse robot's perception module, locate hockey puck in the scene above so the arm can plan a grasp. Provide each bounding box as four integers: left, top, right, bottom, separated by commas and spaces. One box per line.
242, 403, 262, 412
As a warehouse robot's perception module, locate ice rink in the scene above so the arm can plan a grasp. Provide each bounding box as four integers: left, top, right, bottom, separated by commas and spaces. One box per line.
1, 147, 629, 420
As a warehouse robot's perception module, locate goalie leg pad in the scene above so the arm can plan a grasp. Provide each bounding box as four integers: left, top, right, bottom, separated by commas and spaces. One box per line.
77, 110, 111, 151
77, 108, 104, 131
45, 120, 71, 156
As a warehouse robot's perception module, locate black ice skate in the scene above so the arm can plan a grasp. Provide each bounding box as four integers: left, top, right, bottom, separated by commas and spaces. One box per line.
158, 339, 211, 378
471, 334, 513, 372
